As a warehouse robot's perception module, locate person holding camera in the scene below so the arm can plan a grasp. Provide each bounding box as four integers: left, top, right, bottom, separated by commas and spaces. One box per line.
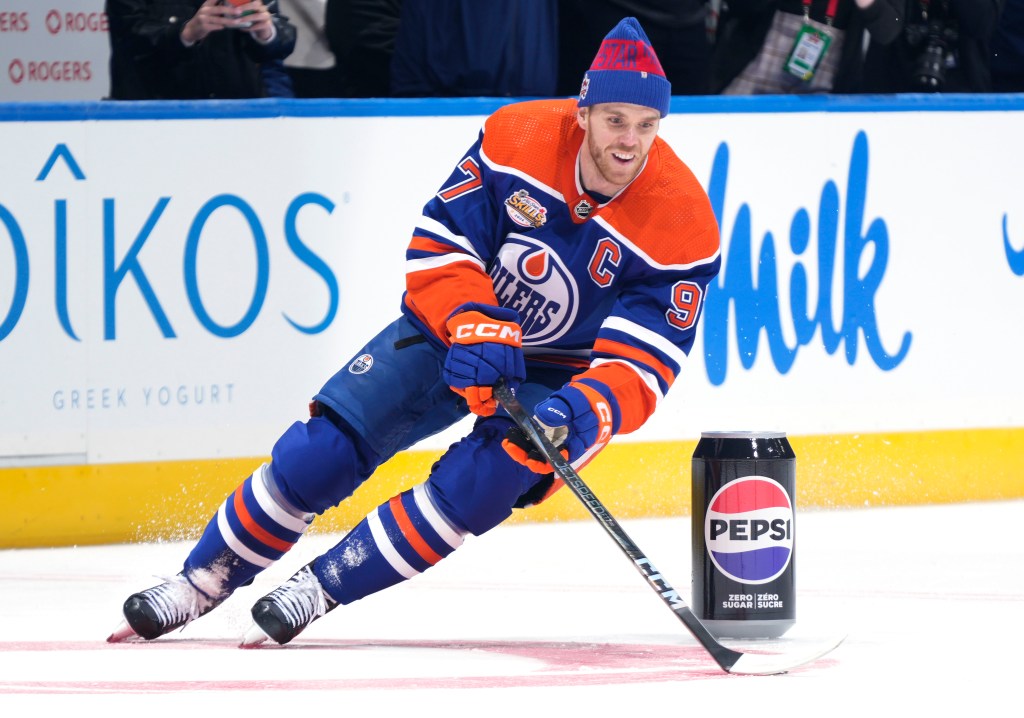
860, 0, 1003, 92
106, 0, 298, 99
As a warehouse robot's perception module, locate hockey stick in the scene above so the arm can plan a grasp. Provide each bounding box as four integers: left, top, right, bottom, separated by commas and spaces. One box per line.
495, 380, 844, 675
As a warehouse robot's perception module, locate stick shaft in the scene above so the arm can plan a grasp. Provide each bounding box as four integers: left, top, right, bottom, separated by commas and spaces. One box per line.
494, 381, 742, 673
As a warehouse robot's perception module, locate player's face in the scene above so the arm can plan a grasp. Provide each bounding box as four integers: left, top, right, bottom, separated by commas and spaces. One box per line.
577, 103, 660, 196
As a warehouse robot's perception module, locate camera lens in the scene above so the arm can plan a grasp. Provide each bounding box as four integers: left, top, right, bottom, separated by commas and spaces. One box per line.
914, 43, 945, 89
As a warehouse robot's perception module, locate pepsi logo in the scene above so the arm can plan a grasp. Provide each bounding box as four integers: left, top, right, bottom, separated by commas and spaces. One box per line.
704, 476, 794, 585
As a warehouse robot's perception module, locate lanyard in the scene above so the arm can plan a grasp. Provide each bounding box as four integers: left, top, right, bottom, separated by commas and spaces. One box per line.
802, 0, 840, 26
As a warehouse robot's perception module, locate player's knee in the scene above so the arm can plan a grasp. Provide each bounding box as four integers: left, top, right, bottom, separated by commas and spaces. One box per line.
269, 416, 370, 515
426, 417, 541, 536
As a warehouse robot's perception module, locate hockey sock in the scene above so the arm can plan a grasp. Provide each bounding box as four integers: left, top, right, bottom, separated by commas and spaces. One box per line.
313, 483, 467, 605
183, 463, 313, 599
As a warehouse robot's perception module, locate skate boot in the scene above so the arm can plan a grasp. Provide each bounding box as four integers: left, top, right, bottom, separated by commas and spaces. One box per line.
240, 564, 336, 647
107, 574, 221, 642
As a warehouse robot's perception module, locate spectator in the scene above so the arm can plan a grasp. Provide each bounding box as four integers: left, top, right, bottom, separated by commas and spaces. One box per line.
711, 0, 903, 94
278, 0, 339, 97
991, 0, 1024, 91
390, 0, 558, 97
106, 0, 297, 100
324, 0, 402, 97
559, 0, 712, 96
861, 0, 1003, 92
261, 58, 297, 97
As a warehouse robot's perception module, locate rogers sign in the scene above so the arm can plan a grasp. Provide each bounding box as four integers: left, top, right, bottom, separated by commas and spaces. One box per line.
45, 9, 109, 35
9, 59, 94, 84
1, 2, 110, 100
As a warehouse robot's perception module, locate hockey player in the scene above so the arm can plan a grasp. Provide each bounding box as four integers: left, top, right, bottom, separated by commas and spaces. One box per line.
108, 16, 721, 647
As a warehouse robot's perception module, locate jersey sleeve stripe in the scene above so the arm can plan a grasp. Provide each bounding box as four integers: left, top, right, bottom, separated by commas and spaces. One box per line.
415, 215, 482, 257
592, 215, 721, 271
582, 360, 661, 432
601, 315, 689, 368
406, 252, 487, 275
592, 337, 676, 389
590, 357, 665, 404
407, 234, 464, 258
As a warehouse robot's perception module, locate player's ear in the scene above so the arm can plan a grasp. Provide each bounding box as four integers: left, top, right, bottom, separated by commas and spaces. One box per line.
576, 106, 589, 130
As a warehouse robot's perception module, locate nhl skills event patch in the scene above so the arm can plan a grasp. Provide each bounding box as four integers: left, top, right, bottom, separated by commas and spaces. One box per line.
505, 190, 548, 228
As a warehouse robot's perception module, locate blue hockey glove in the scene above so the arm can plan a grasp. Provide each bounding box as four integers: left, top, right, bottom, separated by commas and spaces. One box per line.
443, 303, 526, 416
502, 381, 614, 472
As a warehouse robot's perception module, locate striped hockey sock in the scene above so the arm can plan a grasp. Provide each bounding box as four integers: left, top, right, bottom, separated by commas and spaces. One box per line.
183, 463, 313, 599
313, 483, 467, 604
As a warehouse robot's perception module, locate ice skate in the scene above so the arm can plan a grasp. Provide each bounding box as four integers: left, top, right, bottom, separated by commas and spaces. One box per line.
107, 574, 221, 642
240, 564, 336, 647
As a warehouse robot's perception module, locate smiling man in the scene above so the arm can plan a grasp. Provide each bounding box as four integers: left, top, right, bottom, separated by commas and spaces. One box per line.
108, 16, 722, 648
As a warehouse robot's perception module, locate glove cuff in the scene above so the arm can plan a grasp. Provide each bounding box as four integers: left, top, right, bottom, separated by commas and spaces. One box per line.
568, 381, 614, 447
446, 307, 522, 347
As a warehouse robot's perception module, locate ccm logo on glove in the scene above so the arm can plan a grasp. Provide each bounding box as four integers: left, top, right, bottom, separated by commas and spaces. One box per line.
504, 382, 614, 473
452, 322, 522, 344
443, 305, 526, 416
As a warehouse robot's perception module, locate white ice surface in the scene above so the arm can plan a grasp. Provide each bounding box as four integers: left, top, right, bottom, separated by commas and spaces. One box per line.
1, 500, 1020, 713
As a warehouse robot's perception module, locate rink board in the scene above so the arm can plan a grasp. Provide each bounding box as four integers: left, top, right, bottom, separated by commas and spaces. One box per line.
2, 427, 1023, 548
1, 95, 1023, 547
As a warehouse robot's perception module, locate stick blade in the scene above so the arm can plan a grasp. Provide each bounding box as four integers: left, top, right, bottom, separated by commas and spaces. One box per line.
726, 634, 846, 675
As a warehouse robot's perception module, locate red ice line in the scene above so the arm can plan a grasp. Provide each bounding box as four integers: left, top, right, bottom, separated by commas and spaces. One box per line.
0, 639, 739, 693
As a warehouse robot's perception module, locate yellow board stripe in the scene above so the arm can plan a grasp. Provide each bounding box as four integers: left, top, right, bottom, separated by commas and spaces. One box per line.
2, 427, 1022, 549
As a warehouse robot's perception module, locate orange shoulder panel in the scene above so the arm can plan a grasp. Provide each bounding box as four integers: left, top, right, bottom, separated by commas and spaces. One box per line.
481, 99, 581, 192
600, 140, 720, 267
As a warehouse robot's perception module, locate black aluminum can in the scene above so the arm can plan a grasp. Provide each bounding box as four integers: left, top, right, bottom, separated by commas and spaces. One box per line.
691, 431, 796, 639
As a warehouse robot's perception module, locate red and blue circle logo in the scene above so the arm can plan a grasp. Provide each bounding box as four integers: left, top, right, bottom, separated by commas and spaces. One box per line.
704, 476, 794, 585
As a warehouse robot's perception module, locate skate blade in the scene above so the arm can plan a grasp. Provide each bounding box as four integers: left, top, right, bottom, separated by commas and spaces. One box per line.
239, 623, 271, 648
106, 619, 140, 643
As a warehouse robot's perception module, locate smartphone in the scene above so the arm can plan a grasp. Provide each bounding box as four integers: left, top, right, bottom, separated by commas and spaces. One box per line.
220, 0, 254, 27
222, 0, 254, 11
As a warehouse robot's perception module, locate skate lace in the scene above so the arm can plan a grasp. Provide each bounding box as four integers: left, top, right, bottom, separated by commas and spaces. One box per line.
147, 575, 207, 628
273, 566, 329, 629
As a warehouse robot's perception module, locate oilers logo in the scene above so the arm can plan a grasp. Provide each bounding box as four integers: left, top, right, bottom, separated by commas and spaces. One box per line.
348, 353, 373, 374
490, 236, 578, 344
704, 476, 794, 585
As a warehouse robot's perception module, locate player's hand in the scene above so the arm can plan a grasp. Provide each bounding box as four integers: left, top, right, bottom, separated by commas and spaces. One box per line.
502, 382, 613, 472
443, 303, 525, 416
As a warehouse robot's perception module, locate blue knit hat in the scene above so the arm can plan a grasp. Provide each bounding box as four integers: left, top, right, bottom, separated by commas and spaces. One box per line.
577, 17, 671, 118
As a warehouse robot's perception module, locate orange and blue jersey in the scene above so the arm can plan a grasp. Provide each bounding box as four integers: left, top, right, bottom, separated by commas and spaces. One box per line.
402, 98, 720, 437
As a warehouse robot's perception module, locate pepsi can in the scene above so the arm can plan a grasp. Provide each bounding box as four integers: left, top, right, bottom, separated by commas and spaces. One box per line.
691, 431, 796, 639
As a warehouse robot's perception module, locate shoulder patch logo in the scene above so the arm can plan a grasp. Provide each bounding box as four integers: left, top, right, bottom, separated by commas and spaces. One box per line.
505, 190, 548, 229
348, 353, 374, 374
